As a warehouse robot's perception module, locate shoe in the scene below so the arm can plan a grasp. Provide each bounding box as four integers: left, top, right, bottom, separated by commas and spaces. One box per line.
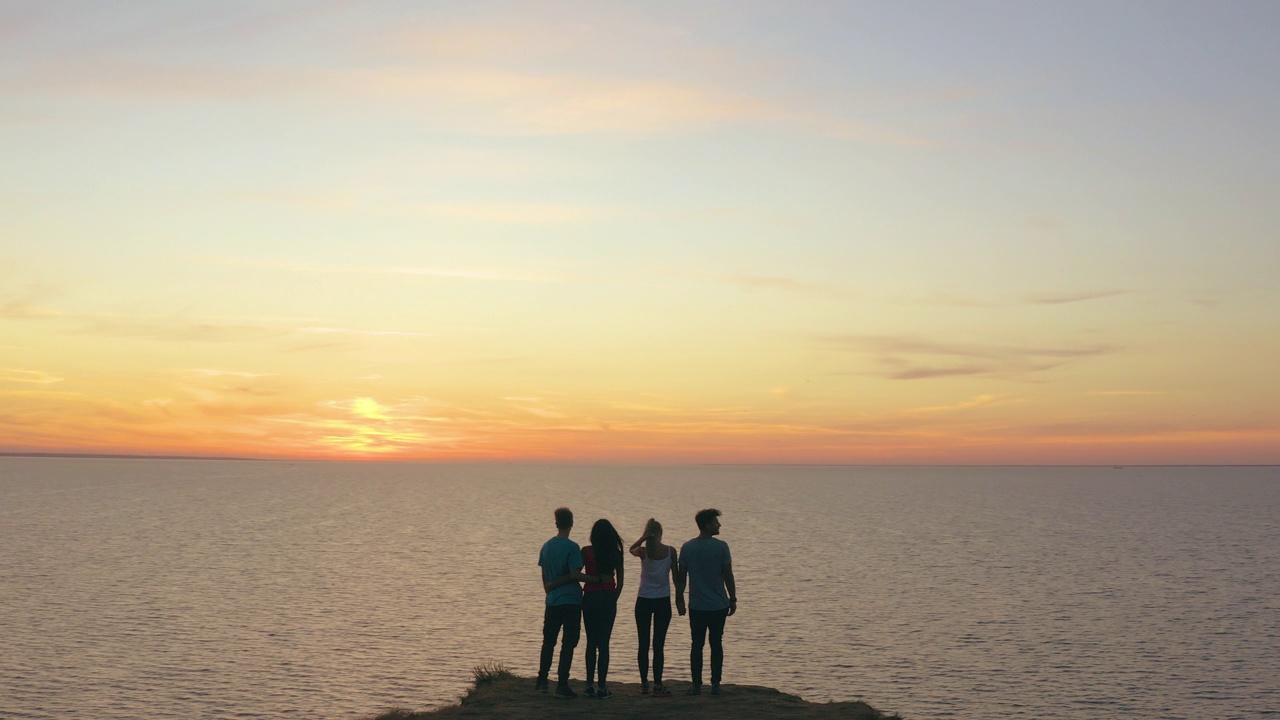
651, 683, 672, 697
584, 685, 595, 698
597, 686, 613, 700
554, 684, 577, 699
534, 677, 548, 693
687, 684, 702, 696
640, 681, 650, 695
711, 683, 722, 696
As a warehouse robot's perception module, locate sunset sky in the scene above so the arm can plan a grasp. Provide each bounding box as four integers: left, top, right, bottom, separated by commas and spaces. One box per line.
2, 1, 1278, 463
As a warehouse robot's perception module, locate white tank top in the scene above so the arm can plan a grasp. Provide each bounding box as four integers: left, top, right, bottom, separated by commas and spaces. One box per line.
637, 547, 673, 598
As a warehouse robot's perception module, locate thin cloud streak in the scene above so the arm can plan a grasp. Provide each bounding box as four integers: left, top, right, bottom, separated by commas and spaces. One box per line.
198, 256, 569, 283
820, 334, 1119, 381
662, 268, 841, 296
1023, 290, 1128, 305
0, 368, 63, 384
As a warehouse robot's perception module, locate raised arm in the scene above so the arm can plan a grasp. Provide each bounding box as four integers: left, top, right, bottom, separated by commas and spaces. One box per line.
629, 529, 651, 558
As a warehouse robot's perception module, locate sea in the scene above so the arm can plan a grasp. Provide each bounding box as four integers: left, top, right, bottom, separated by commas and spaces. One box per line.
1, 458, 1276, 720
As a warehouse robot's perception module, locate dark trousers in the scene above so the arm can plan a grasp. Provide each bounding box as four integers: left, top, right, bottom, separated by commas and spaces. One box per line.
635, 596, 672, 684
689, 607, 729, 686
538, 603, 581, 685
582, 590, 618, 687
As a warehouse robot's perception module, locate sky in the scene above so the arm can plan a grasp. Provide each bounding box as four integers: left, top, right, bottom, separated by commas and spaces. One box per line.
2, 1, 1278, 464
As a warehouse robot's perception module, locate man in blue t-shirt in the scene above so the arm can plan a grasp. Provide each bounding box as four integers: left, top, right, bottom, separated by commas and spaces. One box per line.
676, 507, 737, 695
537, 506, 589, 698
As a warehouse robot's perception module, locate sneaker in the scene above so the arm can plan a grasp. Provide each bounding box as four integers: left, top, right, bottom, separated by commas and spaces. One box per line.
711, 683, 722, 696
651, 683, 672, 697
584, 685, 595, 698
597, 686, 613, 700
534, 677, 548, 693
554, 684, 577, 699
687, 684, 702, 696
640, 681, 650, 695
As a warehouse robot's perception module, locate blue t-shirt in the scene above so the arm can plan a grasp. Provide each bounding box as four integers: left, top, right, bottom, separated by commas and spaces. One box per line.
679, 537, 732, 611
539, 535, 584, 607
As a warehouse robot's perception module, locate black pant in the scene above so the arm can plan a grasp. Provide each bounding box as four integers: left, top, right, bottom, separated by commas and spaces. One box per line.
582, 590, 618, 687
634, 596, 672, 684
689, 607, 729, 686
538, 604, 581, 685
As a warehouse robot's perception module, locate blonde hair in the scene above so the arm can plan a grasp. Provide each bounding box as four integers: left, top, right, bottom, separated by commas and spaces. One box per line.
644, 518, 663, 557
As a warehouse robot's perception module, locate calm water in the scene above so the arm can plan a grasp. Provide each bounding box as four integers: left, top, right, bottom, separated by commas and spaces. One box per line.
1, 459, 1277, 719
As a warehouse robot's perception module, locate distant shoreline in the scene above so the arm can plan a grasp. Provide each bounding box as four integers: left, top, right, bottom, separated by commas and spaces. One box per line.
0, 452, 1275, 467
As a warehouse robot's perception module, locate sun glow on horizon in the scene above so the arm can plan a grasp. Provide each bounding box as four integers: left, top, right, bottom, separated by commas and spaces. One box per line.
2, 3, 1278, 464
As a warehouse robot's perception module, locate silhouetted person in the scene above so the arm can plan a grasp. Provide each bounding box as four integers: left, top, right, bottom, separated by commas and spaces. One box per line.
629, 518, 681, 696
538, 507, 589, 698
581, 518, 624, 699
676, 508, 736, 695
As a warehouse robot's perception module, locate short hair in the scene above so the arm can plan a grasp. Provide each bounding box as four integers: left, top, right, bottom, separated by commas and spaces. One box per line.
554, 507, 574, 529
694, 508, 721, 531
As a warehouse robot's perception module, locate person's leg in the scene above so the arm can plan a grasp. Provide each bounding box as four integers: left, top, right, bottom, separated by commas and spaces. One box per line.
557, 605, 581, 687
597, 593, 617, 689
539, 605, 563, 682
583, 594, 600, 689
634, 597, 652, 684
708, 607, 729, 687
689, 609, 710, 688
652, 597, 672, 686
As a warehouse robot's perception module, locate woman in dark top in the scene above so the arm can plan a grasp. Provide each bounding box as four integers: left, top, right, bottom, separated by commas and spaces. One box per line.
581, 518, 624, 699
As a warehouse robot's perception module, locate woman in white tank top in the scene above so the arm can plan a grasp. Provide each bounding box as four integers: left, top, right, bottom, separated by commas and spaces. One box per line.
628, 518, 681, 696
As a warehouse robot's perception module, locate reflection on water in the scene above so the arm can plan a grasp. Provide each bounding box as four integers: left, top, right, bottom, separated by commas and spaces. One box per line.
1, 459, 1277, 719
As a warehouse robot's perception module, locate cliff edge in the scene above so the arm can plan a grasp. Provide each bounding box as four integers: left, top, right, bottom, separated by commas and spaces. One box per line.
369, 665, 903, 720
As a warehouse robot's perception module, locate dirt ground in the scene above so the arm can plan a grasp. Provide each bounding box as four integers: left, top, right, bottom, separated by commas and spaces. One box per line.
370, 672, 902, 720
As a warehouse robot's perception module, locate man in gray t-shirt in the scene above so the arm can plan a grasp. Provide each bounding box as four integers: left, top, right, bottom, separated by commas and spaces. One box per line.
537, 507, 589, 698
676, 508, 737, 694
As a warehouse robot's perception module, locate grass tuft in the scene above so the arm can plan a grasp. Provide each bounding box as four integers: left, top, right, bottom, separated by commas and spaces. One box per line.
471, 661, 514, 685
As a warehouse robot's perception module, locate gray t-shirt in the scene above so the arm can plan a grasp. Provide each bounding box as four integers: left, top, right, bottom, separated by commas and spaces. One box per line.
679, 537, 732, 611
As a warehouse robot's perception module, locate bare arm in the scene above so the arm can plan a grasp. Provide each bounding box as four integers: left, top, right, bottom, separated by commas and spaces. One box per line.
616, 552, 625, 595
544, 565, 591, 592
673, 546, 686, 616
723, 562, 737, 616
629, 530, 651, 557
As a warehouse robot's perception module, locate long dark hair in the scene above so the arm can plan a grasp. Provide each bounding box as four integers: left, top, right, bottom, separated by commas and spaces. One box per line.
590, 518, 623, 576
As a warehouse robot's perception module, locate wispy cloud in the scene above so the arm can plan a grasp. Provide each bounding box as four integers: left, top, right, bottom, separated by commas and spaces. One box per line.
663, 268, 839, 296
199, 256, 568, 283
0, 368, 63, 384
908, 289, 1128, 308
6, 18, 929, 144
821, 334, 1119, 381
905, 394, 1021, 415
1022, 290, 1127, 305
723, 273, 835, 294
0, 284, 63, 320
180, 368, 276, 379
228, 190, 606, 224
56, 311, 428, 345
297, 326, 426, 337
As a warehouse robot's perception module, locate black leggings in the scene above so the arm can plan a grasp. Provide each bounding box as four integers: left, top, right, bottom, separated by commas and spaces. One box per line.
583, 590, 618, 687
634, 595, 672, 684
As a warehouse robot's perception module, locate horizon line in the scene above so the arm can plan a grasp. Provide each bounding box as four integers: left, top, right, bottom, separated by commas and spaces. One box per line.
1, 452, 1275, 468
